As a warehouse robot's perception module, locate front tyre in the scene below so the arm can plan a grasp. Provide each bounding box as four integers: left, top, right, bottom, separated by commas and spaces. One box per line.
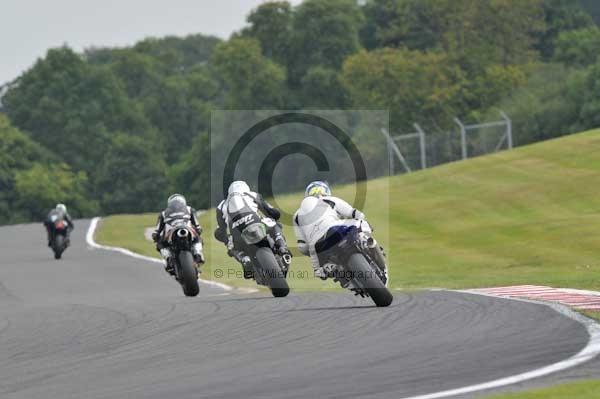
255, 247, 289, 297
347, 253, 393, 307
177, 251, 199, 297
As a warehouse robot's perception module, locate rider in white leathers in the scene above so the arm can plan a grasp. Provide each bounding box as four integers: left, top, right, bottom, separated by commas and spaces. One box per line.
293, 181, 375, 278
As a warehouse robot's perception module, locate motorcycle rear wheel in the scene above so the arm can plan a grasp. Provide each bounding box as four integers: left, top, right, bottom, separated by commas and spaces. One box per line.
255, 247, 289, 297
178, 251, 199, 297
347, 253, 393, 307
53, 235, 64, 260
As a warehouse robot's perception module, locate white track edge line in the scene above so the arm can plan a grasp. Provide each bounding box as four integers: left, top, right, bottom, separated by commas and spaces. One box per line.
85, 217, 240, 292
399, 290, 600, 399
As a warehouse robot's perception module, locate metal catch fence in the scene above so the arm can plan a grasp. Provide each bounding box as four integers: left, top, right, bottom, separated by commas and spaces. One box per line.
381, 112, 513, 174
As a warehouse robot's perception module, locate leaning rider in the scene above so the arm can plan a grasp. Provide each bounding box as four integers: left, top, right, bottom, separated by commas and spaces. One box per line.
214, 181, 291, 278
293, 181, 386, 279
152, 194, 205, 275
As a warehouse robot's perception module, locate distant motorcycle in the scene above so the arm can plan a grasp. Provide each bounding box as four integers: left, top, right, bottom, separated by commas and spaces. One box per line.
233, 213, 290, 297
49, 219, 69, 260
164, 222, 201, 297
317, 224, 392, 307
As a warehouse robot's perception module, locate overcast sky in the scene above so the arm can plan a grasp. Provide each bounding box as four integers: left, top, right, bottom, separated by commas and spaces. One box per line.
1, 0, 302, 84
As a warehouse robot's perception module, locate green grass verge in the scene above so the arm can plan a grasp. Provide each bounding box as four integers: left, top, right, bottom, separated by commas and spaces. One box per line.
96, 129, 600, 291
580, 310, 600, 323
485, 380, 600, 399
95, 214, 157, 257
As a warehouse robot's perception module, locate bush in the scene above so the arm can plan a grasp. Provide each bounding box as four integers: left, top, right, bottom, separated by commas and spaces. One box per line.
14, 163, 98, 221
553, 26, 600, 67
488, 63, 586, 145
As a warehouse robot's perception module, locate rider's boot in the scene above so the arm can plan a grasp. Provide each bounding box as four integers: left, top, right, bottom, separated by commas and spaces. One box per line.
160, 248, 175, 276
272, 233, 292, 276
274, 233, 292, 260
191, 241, 205, 265
270, 224, 291, 256
241, 256, 254, 279
229, 248, 253, 279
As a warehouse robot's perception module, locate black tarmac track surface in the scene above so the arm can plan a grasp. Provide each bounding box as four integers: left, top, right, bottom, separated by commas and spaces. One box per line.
0, 221, 591, 399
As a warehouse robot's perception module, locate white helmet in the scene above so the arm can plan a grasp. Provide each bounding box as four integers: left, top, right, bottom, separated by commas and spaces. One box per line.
228, 181, 250, 196
56, 204, 67, 213
167, 194, 187, 207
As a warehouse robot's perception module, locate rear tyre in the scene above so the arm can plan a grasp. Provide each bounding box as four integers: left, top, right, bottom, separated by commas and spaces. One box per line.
347, 253, 393, 307
255, 247, 289, 297
53, 235, 64, 260
178, 251, 199, 297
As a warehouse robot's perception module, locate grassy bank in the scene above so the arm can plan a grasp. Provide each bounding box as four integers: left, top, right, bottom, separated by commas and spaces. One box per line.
485, 380, 600, 399
96, 129, 600, 291
95, 214, 157, 256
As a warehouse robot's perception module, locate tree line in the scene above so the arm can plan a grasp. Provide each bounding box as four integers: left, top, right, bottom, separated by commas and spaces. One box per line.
1, 0, 600, 224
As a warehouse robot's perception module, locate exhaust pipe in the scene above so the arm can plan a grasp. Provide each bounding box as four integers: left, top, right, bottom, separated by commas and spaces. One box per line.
364, 236, 377, 249
176, 229, 189, 238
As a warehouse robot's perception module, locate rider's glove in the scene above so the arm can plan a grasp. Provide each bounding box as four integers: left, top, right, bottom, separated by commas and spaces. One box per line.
151, 232, 159, 242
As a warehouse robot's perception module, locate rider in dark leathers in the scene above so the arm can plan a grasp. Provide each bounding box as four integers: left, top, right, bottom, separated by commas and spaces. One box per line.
152, 194, 205, 275
215, 181, 291, 278
43, 204, 74, 246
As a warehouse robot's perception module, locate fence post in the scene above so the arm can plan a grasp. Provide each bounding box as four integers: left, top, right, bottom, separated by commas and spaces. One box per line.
414, 123, 427, 169
454, 117, 467, 160
500, 111, 513, 149
388, 134, 394, 175
380, 128, 412, 173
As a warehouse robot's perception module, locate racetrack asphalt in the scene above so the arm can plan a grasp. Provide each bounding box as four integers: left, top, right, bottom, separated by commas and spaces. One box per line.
0, 221, 593, 399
